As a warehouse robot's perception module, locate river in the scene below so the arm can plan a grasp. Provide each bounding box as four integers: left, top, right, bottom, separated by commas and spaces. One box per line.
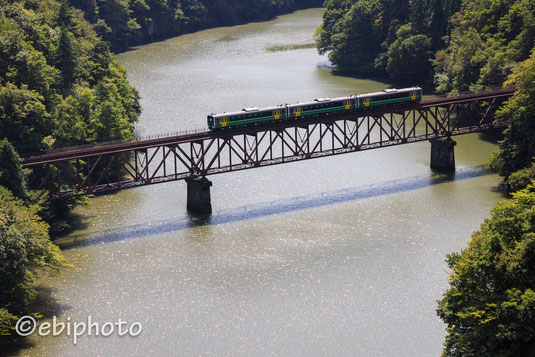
19, 8, 505, 357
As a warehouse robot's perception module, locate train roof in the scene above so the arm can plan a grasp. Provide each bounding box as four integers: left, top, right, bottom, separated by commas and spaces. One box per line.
286, 95, 355, 108
209, 88, 422, 118
209, 105, 285, 118
358, 87, 422, 98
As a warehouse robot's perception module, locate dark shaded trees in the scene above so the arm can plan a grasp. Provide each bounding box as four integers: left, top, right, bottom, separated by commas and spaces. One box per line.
0, 187, 65, 335
68, 0, 321, 51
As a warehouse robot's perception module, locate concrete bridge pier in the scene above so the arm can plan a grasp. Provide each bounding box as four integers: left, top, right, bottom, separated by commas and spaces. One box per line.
430, 138, 456, 172
186, 177, 213, 214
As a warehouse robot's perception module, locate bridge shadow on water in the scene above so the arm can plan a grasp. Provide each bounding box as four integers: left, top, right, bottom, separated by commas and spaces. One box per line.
57, 165, 497, 250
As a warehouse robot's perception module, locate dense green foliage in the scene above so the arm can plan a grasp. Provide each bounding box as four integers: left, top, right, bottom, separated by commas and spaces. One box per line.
316, 0, 461, 81
0, 186, 65, 335
70, 0, 323, 51
489, 50, 535, 181
0, 0, 141, 158
0, 0, 141, 231
434, 0, 535, 93
317, 0, 535, 89
0, 0, 142, 336
437, 186, 535, 356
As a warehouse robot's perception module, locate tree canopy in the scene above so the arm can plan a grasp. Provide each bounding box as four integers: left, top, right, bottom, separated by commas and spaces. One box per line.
437, 185, 535, 356
0, 186, 65, 336
0, 0, 141, 335
69, 0, 323, 51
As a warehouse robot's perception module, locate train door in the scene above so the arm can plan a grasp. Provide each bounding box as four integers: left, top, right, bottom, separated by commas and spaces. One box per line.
364, 97, 371, 107
344, 100, 351, 110
411, 91, 416, 101
222, 117, 228, 127
274, 110, 281, 119
295, 107, 301, 117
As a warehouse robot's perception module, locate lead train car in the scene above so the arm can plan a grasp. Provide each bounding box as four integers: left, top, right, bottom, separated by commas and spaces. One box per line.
207, 87, 422, 130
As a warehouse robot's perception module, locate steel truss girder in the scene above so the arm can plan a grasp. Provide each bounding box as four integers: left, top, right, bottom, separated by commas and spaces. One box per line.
27, 99, 508, 198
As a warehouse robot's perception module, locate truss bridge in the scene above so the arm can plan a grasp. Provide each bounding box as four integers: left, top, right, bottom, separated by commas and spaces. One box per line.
22, 88, 515, 213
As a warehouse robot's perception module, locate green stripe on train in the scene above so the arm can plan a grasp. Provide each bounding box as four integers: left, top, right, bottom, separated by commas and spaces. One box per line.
214, 115, 279, 128
367, 97, 415, 106
212, 97, 418, 128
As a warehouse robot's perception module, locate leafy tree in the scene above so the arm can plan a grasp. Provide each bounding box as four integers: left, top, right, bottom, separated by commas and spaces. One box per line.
327, 0, 384, 74
410, 0, 427, 34
0, 83, 50, 156
55, 28, 77, 92
70, 0, 98, 23
96, 0, 136, 48
0, 139, 27, 199
490, 49, 535, 180
434, 0, 535, 93
507, 164, 535, 193
437, 185, 535, 356
57, 0, 74, 28
0, 186, 65, 335
387, 34, 432, 81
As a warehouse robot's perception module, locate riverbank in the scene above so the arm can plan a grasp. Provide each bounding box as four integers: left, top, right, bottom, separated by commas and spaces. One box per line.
73, 0, 324, 52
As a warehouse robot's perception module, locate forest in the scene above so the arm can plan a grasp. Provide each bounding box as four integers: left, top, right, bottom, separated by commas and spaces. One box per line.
316, 0, 535, 354
0, 0, 141, 338
70, 0, 324, 51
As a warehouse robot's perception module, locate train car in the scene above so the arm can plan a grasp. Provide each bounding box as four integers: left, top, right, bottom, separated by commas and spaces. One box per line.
208, 105, 287, 130
207, 87, 422, 130
287, 96, 356, 119
357, 87, 422, 109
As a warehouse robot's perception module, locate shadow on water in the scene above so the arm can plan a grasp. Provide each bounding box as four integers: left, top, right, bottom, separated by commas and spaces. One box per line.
479, 128, 505, 144
186, 212, 212, 228
56, 165, 496, 250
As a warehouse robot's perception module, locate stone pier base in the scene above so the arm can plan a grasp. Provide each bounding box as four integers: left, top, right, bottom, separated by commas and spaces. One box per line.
186, 177, 212, 214
430, 138, 456, 172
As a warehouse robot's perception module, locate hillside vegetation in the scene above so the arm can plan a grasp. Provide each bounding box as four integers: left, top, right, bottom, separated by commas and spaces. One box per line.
70, 0, 324, 51
0, 0, 140, 336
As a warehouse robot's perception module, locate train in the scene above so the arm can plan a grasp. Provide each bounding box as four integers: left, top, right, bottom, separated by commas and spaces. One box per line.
207, 87, 422, 130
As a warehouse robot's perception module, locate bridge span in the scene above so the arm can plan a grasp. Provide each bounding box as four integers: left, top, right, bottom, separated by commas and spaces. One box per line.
23, 88, 515, 213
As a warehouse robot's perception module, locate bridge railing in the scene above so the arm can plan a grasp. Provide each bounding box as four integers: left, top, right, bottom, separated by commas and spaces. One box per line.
26, 127, 209, 157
